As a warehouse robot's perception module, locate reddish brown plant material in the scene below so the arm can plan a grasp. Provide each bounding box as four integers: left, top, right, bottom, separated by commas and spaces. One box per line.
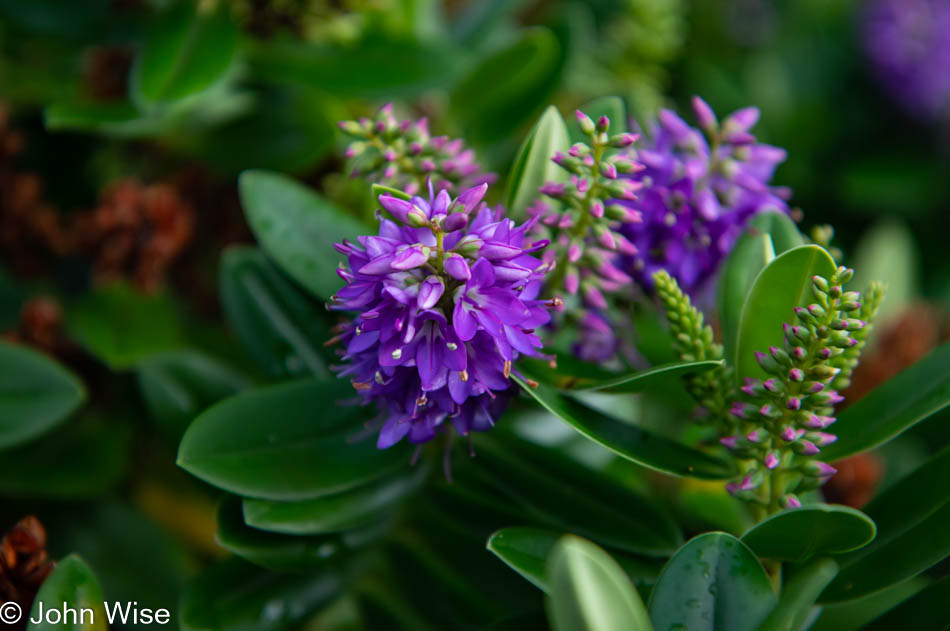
1, 297, 66, 356
74, 178, 194, 292
82, 46, 134, 102
0, 517, 54, 630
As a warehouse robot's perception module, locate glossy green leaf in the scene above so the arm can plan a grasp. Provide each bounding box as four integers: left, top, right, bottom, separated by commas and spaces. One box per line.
546, 535, 653, 631
757, 558, 839, 631
0, 417, 129, 499
0, 340, 85, 449
515, 377, 735, 479
575, 360, 722, 393
861, 574, 950, 631
28, 555, 106, 631
242, 464, 427, 535
239, 170, 366, 301
66, 282, 183, 370
487, 527, 659, 594
821, 447, 950, 603
741, 505, 876, 562
216, 497, 381, 571
648, 532, 776, 631
851, 220, 918, 321
734, 245, 837, 384
177, 378, 408, 500
131, 0, 238, 106
822, 342, 950, 461
505, 105, 570, 218
718, 211, 804, 362
219, 246, 333, 379
180, 557, 342, 631
570, 96, 627, 143
451, 28, 565, 143
137, 349, 252, 440
811, 578, 925, 631
473, 433, 681, 557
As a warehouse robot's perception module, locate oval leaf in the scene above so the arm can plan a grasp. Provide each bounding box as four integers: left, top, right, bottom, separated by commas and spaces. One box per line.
219, 246, 333, 379
546, 536, 653, 631
0, 340, 85, 449
822, 342, 950, 461
648, 532, 777, 631
515, 377, 735, 479
242, 464, 427, 535
733, 245, 837, 384
28, 555, 106, 631
239, 170, 366, 301
821, 447, 950, 603
177, 378, 409, 500
216, 497, 381, 571
131, 0, 238, 106
718, 211, 803, 361
741, 505, 876, 562
505, 105, 570, 218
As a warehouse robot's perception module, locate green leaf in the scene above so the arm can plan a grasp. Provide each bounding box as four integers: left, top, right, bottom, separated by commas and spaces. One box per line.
718, 211, 804, 362
137, 349, 252, 440
177, 378, 408, 500
488, 527, 559, 592
740, 505, 876, 563
371, 183, 412, 202
451, 28, 565, 143
546, 535, 653, 631
821, 342, 950, 461
757, 558, 839, 631
487, 527, 658, 594
44, 102, 168, 138
820, 447, 950, 603
811, 578, 925, 631
239, 170, 366, 301
0, 417, 129, 499
247, 38, 461, 99
861, 574, 950, 631
561, 360, 722, 394
130, 0, 238, 107
66, 282, 183, 370
219, 246, 334, 379
515, 377, 735, 479
570, 96, 627, 143
473, 433, 681, 557
851, 220, 918, 321
648, 532, 777, 631
216, 497, 380, 571
505, 105, 570, 218
180, 557, 342, 631
733, 245, 837, 384
242, 464, 427, 535
28, 555, 106, 631
0, 340, 85, 449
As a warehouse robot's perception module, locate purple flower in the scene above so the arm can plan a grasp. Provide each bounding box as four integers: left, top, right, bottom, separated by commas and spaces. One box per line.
618, 97, 791, 293
331, 182, 553, 448
863, 0, 950, 119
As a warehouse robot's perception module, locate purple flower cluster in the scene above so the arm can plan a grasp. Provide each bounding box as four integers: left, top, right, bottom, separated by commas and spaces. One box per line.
618, 96, 791, 294
530, 112, 643, 361
338, 104, 494, 195
331, 183, 553, 449
863, 0, 950, 119
721, 267, 863, 508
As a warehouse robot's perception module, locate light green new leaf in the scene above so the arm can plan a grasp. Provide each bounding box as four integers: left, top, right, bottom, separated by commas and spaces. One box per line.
546, 536, 653, 631
239, 170, 366, 301
734, 245, 836, 384
505, 106, 570, 218
28, 555, 106, 631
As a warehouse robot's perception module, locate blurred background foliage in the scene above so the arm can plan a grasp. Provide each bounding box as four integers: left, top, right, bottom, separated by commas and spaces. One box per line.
0, 0, 947, 629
